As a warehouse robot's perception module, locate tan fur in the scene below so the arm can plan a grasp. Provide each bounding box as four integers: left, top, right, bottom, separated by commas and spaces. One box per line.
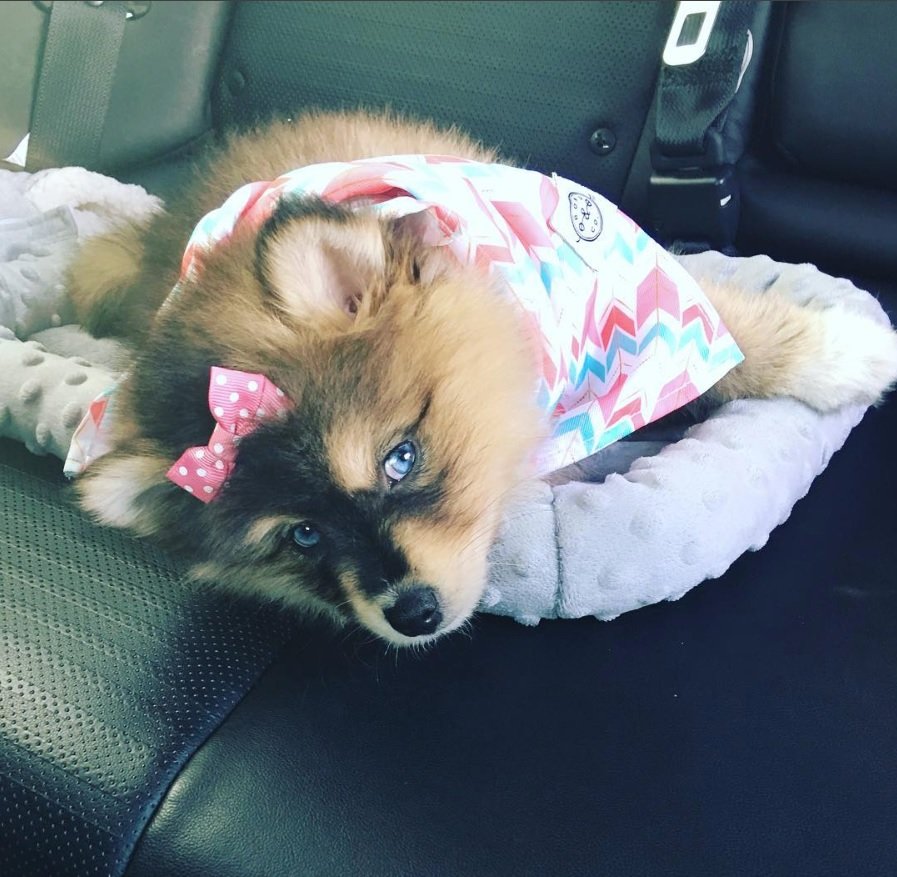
701, 281, 828, 401
206, 110, 499, 208
391, 517, 498, 630
68, 224, 146, 326
244, 515, 293, 547
699, 279, 897, 410
76, 443, 171, 536
325, 417, 379, 493
323, 264, 543, 513
69, 107, 897, 646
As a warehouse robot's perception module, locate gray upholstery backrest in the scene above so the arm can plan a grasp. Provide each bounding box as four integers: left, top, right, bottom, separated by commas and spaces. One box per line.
766, 1, 897, 193
0, 1, 232, 172
211, 1, 675, 201
737, 1, 897, 279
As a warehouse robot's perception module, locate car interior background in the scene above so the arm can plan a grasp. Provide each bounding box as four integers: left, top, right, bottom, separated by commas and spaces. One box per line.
1, 2, 895, 876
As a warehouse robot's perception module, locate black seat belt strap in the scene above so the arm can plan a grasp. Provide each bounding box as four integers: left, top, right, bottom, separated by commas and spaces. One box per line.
26, 0, 133, 172
649, 0, 757, 251
656, 0, 755, 162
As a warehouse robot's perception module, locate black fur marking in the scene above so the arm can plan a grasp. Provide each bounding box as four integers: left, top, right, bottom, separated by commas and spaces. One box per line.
313, 566, 349, 610
214, 406, 445, 600
386, 477, 447, 518
130, 329, 218, 453
405, 392, 432, 440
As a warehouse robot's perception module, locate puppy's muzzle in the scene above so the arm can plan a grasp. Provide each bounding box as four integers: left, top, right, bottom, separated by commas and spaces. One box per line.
383, 586, 443, 638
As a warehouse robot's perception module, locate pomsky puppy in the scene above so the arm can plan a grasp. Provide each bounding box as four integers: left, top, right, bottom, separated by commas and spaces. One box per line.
68, 109, 897, 646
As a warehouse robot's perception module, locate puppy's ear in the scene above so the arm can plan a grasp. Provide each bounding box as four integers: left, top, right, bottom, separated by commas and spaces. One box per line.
255, 197, 387, 331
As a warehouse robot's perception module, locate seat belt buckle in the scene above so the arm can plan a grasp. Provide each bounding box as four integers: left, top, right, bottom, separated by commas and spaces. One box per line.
33, 1, 152, 21
648, 164, 739, 251
663, 0, 721, 66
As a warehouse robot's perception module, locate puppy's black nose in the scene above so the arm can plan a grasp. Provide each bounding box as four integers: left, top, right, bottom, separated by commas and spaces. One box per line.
384, 587, 443, 637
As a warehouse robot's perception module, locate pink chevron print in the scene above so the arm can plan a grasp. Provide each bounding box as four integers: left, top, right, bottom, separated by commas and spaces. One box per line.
637, 266, 681, 326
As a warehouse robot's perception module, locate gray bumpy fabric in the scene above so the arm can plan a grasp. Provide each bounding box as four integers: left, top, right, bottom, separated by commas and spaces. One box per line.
0, 168, 148, 457
0, 168, 885, 625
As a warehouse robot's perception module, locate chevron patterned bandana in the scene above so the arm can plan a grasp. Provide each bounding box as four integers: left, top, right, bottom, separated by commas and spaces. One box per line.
66, 155, 743, 488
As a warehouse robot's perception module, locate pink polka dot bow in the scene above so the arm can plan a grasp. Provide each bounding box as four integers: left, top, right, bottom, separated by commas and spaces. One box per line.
166, 367, 291, 502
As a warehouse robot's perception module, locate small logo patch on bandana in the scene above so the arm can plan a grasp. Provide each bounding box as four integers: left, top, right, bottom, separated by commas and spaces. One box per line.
568, 191, 603, 241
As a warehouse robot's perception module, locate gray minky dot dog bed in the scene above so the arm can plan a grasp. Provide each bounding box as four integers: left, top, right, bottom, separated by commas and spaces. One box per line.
0, 167, 887, 625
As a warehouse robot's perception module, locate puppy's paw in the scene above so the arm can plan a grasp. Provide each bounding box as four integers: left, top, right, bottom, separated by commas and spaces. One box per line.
77, 451, 170, 536
789, 308, 897, 411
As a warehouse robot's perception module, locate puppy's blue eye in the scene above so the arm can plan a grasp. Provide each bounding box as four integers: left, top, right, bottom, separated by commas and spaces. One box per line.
291, 522, 320, 549
384, 441, 416, 483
